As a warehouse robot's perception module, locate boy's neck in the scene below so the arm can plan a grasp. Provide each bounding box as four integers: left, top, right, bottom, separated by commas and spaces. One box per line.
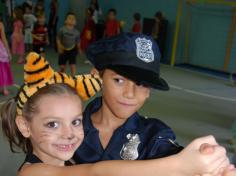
92, 100, 126, 130
66, 24, 74, 30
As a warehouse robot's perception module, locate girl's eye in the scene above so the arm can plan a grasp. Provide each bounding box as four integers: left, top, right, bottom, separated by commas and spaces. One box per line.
46, 122, 59, 128
72, 119, 82, 127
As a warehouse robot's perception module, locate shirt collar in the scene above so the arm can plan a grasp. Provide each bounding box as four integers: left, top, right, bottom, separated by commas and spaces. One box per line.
83, 97, 141, 132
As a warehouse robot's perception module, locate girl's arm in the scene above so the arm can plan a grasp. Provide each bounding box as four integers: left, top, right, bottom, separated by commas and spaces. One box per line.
18, 136, 230, 176
0, 22, 11, 57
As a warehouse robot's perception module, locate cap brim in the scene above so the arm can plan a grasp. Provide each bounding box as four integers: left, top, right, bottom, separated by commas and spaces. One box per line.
108, 65, 169, 90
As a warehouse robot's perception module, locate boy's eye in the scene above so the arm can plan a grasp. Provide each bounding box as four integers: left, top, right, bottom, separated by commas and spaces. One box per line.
46, 122, 59, 128
114, 78, 124, 84
72, 119, 82, 127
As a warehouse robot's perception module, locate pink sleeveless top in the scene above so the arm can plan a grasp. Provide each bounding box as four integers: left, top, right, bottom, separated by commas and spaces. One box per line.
0, 25, 9, 62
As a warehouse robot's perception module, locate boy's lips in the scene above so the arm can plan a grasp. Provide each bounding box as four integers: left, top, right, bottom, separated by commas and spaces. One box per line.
118, 101, 136, 107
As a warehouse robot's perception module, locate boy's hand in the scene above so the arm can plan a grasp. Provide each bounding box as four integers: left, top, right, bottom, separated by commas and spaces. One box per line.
57, 46, 64, 54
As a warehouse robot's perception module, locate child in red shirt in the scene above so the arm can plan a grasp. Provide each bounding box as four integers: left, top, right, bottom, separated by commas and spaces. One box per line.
32, 13, 49, 57
104, 8, 120, 38
132, 12, 141, 33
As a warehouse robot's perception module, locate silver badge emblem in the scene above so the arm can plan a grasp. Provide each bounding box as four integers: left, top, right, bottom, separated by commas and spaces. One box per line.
135, 37, 154, 63
120, 133, 141, 160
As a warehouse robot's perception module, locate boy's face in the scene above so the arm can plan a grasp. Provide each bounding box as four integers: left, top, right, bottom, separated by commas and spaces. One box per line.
38, 16, 46, 25
24, 94, 84, 166
108, 11, 116, 20
102, 69, 150, 120
65, 14, 76, 26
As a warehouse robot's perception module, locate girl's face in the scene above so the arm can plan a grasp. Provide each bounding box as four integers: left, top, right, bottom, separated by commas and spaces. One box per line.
27, 94, 83, 166
102, 69, 150, 120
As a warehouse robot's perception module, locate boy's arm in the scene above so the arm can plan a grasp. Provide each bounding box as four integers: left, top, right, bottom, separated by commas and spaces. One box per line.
56, 35, 64, 54
17, 136, 230, 176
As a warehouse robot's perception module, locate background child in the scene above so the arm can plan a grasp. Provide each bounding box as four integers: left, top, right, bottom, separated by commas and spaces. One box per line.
34, 0, 45, 18
0, 52, 233, 176
57, 12, 80, 77
11, 7, 25, 64
104, 8, 120, 38
132, 12, 141, 33
80, 8, 96, 54
48, 0, 59, 50
151, 11, 168, 59
32, 13, 48, 57
23, 4, 37, 52
0, 19, 13, 95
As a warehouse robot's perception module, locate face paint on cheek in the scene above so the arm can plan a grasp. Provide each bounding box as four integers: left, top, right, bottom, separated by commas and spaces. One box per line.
37, 130, 61, 144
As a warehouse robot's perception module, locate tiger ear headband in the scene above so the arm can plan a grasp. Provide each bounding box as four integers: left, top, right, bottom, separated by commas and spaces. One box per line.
16, 52, 102, 116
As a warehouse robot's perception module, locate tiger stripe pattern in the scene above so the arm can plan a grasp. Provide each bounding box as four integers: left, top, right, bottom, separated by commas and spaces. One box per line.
16, 52, 102, 115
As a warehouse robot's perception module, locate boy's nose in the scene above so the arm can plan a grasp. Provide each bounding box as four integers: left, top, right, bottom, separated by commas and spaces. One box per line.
123, 81, 135, 98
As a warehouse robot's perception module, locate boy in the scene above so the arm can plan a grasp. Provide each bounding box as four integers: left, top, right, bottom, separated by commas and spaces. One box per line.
73, 32, 182, 163
104, 8, 120, 38
23, 4, 37, 52
132, 12, 141, 33
57, 12, 80, 77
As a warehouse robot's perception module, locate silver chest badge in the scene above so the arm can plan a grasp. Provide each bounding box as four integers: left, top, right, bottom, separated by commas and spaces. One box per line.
135, 37, 154, 63
120, 133, 141, 160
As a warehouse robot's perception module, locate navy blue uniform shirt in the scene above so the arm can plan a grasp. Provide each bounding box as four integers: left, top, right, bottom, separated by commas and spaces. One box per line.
73, 97, 183, 163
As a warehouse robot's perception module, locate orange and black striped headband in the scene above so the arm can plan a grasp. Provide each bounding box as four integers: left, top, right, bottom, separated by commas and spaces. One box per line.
16, 52, 102, 116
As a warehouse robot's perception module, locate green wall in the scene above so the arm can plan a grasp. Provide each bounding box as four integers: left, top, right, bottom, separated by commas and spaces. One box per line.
96, 0, 236, 72
98, 0, 178, 63
68, 0, 236, 72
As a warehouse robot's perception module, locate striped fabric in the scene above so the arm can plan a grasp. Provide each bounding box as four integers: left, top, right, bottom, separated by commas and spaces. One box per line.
16, 52, 102, 115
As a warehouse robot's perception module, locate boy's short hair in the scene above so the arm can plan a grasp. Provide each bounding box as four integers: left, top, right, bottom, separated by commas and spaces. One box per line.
66, 12, 76, 18
86, 32, 169, 90
133, 13, 141, 21
108, 8, 117, 15
155, 11, 163, 19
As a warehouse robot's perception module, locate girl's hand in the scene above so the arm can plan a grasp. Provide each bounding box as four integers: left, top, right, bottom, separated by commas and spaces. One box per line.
8, 52, 12, 61
222, 165, 236, 176
178, 136, 230, 176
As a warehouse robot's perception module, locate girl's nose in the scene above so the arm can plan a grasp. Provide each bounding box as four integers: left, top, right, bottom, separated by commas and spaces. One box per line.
62, 126, 75, 140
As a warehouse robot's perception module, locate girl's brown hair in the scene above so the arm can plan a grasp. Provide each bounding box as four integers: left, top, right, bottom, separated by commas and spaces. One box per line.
1, 84, 80, 153
14, 6, 24, 22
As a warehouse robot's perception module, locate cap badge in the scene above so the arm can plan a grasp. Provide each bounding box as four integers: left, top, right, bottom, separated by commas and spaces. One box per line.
135, 37, 154, 63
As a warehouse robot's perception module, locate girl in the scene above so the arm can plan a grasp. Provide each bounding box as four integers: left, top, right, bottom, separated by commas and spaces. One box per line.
0, 18, 13, 95
0, 52, 234, 176
80, 8, 96, 54
90, 0, 102, 25
12, 7, 25, 64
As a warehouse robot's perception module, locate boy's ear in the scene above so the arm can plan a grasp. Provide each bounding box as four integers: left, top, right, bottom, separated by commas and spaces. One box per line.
146, 88, 150, 99
15, 116, 30, 138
